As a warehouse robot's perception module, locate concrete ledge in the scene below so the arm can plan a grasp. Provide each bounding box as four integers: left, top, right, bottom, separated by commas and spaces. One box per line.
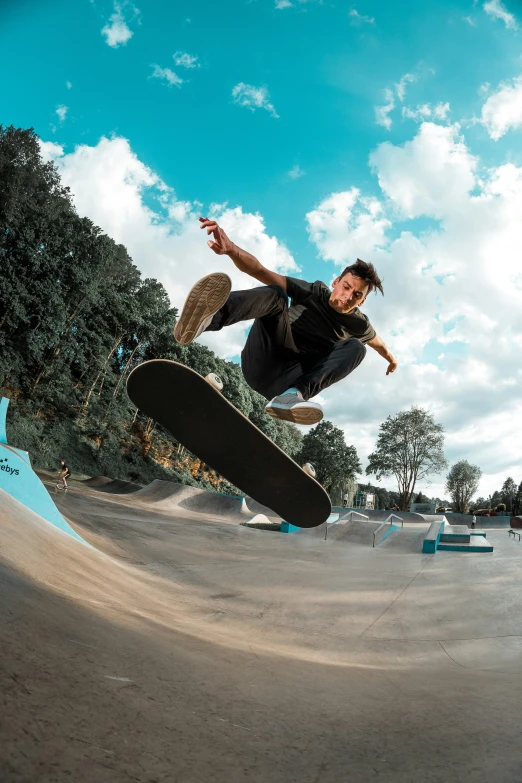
422, 520, 445, 553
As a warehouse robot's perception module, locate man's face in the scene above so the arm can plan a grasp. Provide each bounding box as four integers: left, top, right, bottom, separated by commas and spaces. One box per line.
329, 272, 370, 314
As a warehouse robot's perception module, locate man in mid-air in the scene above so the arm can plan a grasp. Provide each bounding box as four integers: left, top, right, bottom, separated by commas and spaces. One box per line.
173, 217, 397, 425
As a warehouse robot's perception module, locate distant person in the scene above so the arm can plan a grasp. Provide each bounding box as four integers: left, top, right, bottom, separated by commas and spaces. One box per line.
58, 460, 71, 490
173, 217, 398, 425
343, 493, 349, 508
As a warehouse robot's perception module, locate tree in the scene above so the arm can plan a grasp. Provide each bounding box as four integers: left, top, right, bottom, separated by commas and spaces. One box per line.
446, 460, 482, 514
513, 482, 522, 517
501, 477, 517, 513
366, 407, 447, 511
297, 420, 361, 495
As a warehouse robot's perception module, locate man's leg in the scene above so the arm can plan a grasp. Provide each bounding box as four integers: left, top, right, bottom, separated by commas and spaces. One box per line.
293, 338, 367, 400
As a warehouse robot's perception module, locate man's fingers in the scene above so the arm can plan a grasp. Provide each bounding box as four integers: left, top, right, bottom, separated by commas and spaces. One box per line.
207, 240, 223, 254
199, 216, 217, 229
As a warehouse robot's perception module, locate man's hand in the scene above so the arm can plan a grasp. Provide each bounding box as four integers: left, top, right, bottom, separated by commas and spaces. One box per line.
199, 217, 235, 255
368, 334, 398, 376
386, 357, 398, 375
198, 216, 287, 290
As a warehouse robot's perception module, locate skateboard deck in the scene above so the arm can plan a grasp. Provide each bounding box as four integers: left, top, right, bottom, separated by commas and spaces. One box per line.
126, 360, 331, 528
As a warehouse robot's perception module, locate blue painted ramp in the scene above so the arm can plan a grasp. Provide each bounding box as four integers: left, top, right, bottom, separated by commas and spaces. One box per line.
0, 397, 87, 545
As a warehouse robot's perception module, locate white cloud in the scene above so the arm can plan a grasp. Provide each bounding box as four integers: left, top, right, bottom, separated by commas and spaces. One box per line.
288, 165, 305, 179
375, 73, 418, 130
56, 105, 68, 123
483, 0, 518, 29
402, 102, 450, 122
66, 81, 72, 89
40, 135, 298, 360
102, 3, 139, 48
349, 9, 375, 25
275, 0, 293, 7
232, 83, 279, 118
39, 141, 64, 161
306, 189, 391, 264
150, 65, 183, 88
305, 120, 522, 496
375, 88, 395, 130
173, 51, 199, 69
395, 73, 416, 101
480, 76, 522, 139
463, 15, 476, 25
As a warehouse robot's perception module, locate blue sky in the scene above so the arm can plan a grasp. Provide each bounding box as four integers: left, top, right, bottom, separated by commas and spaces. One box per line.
2, 0, 522, 495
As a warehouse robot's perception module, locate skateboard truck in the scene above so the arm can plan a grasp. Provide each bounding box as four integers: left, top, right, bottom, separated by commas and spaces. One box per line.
205, 373, 223, 392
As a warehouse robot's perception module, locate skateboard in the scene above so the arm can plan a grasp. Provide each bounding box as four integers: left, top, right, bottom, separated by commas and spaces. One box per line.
126, 360, 331, 528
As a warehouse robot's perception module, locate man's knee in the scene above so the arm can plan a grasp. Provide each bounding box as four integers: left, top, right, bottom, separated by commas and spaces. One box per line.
266, 284, 289, 306
338, 337, 366, 363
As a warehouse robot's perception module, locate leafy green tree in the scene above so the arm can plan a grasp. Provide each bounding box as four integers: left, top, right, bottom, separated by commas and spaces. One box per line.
513, 482, 522, 516
501, 477, 517, 513
366, 406, 447, 511
446, 460, 482, 513
297, 420, 361, 494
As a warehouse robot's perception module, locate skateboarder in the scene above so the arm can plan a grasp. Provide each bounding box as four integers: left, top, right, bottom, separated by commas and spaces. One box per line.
173, 217, 398, 425
58, 459, 71, 489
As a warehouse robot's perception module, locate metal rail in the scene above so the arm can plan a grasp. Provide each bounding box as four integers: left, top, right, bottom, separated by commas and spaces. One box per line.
372, 514, 404, 547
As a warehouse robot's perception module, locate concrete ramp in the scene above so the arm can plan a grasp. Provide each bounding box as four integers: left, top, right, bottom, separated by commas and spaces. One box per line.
244, 497, 281, 519
93, 479, 141, 494
180, 491, 249, 518
0, 397, 87, 545
328, 519, 382, 545
81, 476, 113, 487
131, 479, 200, 508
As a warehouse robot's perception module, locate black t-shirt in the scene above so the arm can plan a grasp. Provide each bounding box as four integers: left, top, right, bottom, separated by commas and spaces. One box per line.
285, 277, 376, 354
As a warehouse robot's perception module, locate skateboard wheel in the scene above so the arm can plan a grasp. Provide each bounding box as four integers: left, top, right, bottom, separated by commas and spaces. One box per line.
302, 462, 316, 478
205, 373, 223, 392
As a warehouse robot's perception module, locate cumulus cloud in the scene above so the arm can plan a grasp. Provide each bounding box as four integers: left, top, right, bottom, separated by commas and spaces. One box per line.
39, 135, 298, 359
66, 81, 72, 89
275, 0, 293, 7
232, 83, 279, 118
483, 0, 518, 29
150, 65, 183, 87
305, 120, 522, 495
173, 51, 199, 69
480, 76, 522, 139
102, 3, 139, 48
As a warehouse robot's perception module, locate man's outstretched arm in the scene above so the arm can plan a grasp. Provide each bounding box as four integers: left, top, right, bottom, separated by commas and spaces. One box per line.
367, 334, 398, 376
199, 217, 287, 290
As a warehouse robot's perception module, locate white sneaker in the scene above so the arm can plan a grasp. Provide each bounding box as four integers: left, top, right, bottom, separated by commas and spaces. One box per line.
173, 272, 232, 345
265, 389, 323, 425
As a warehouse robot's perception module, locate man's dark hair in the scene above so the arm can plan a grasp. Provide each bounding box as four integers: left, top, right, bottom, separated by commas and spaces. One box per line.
340, 259, 384, 296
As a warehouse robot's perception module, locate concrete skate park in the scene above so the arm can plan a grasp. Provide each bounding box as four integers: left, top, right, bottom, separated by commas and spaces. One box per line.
1, 416, 522, 782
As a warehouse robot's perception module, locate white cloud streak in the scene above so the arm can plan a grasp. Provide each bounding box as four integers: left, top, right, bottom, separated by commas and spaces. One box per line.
150, 65, 183, 88
483, 0, 518, 29
232, 83, 279, 118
